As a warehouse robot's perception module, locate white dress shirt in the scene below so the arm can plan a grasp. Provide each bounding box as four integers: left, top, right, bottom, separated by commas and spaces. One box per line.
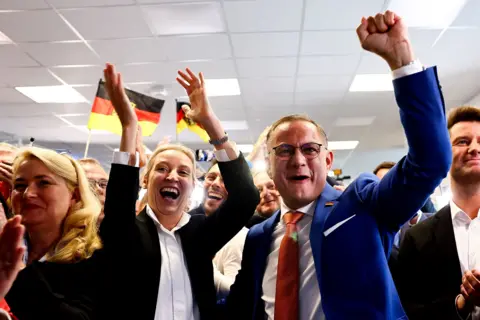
450, 200, 480, 320
262, 199, 324, 320
146, 206, 200, 320
213, 227, 249, 299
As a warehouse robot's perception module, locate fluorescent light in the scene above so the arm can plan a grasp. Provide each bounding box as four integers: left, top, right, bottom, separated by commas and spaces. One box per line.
237, 144, 254, 153
328, 141, 359, 150
349, 74, 393, 92
0, 31, 12, 44
15, 85, 87, 103
204, 79, 240, 97
388, 0, 467, 29
221, 120, 248, 130
334, 116, 375, 127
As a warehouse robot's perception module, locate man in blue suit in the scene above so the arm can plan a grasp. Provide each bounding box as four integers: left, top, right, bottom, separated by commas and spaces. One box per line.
226, 11, 452, 320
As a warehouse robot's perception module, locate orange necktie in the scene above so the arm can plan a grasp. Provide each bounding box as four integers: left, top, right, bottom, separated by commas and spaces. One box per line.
274, 211, 304, 320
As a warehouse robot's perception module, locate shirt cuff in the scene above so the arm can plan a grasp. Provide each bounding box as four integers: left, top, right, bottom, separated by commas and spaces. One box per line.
112, 151, 139, 167
392, 59, 424, 80
214, 143, 240, 162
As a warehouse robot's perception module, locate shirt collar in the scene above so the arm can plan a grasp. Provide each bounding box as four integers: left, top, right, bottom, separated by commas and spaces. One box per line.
146, 204, 191, 233
280, 199, 317, 217
450, 199, 474, 224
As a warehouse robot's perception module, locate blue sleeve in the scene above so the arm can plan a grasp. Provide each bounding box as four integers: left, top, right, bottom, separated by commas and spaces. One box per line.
358, 67, 451, 231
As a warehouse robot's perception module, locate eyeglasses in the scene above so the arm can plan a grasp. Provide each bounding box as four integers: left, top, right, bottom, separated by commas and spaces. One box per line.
88, 179, 108, 190
271, 142, 323, 160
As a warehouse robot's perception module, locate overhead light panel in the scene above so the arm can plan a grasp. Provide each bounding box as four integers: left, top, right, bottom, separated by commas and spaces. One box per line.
388, 0, 468, 28
349, 74, 393, 92
16, 85, 87, 103
334, 116, 375, 127
205, 79, 240, 97
329, 141, 359, 150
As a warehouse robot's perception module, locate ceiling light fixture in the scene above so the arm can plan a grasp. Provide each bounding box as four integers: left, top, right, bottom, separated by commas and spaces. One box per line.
349, 74, 393, 92
15, 85, 87, 103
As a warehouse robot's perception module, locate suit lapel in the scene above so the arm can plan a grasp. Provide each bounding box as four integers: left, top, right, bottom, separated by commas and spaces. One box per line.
433, 205, 462, 279
310, 184, 341, 290
136, 209, 162, 310
252, 212, 281, 316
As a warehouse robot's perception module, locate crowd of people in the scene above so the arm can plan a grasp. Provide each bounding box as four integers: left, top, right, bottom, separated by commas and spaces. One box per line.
0, 10, 477, 320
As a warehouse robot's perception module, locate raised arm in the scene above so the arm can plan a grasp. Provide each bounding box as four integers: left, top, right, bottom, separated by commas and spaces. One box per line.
176, 69, 259, 256
355, 11, 451, 230
99, 64, 140, 250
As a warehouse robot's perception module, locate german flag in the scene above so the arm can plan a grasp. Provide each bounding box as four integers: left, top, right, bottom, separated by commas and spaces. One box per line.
176, 100, 209, 142
87, 80, 165, 136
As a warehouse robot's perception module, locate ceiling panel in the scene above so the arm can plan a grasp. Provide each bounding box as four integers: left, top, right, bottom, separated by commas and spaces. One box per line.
61, 6, 153, 40
243, 92, 294, 109
451, 0, 480, 27
304, 0, 384, 30
159, 34, 232, 61
231, 32, 300, 58
21, 42, 101, 66
0, 68, 62, 87
224, 0, 302, 32
142, 2, 225, 35
0, 0, 49, 9
295, 91, 345, 108
0, 45, 40, 67
49, 0, 135, 8
298, 55, 360, 76
71, 85, 98, 102
356, 51, 391, 74
301, 31, 361, 55
52, 66, 104, 85
0, 115, 66, 129
0, 88, 36, 103
296, 75, 351, 92
0, 103, 91, 117
138, 0, 214, 2
0, 10, 79, 42
328, 125, 370, 141
239, 78, 295, 94
89, 38, 167, 64
236, 57, 297, 78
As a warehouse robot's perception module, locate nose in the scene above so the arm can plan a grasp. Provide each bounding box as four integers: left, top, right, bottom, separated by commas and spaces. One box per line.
469, 140, 480, 154
290, 147, 307, 167
166, 170, 180, 181
96, 185, 106, 196
211, 176, 223, 190
24, 184, 38, 199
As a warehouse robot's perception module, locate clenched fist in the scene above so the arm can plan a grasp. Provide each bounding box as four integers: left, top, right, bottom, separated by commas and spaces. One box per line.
356, 11, 415, 71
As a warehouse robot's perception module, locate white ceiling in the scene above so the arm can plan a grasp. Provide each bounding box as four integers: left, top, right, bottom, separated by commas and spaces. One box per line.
0, 0, 479, 177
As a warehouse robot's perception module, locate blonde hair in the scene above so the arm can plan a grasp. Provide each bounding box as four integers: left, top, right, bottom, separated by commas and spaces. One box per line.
0, 143, 18, 153
78, 158, 103, 168
12, 147, 102, 263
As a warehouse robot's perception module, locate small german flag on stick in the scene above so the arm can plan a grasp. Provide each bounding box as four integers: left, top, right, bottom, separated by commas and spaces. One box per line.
176, 100, 209, 142
87, 79, 165, 136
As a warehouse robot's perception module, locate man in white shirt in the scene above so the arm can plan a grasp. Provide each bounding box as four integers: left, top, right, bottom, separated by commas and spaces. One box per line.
395, 106, 480, 320
227, 11, 451, 320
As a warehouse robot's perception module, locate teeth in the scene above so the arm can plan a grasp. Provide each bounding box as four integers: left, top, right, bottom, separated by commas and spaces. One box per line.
208, 193, 223, 200
161, 187, 179, 195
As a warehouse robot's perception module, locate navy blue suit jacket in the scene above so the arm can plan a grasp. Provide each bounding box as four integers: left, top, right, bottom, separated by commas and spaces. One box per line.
226, 67, 452, 320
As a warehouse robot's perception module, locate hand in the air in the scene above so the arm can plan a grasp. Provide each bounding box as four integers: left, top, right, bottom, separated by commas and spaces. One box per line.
176, 68, 214, 126
0, 162, 12, 186
356, 11, 415, 70
0, 216, 25, 300
103, 63, 138, 128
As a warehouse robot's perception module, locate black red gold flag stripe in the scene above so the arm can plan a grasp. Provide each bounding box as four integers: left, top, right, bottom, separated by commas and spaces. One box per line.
87, 79, 165, 136
176, 100, 210, 142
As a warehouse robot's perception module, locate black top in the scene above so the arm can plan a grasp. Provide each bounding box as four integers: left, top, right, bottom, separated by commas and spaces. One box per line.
6, 250, 107, 320
393, 205, 464, 319
99, 154, 259, 320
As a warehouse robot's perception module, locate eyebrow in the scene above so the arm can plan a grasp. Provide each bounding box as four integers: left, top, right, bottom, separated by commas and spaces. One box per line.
14, 175, 52, 182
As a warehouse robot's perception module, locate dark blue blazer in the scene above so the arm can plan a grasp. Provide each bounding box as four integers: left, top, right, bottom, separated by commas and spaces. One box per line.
226, 67, 452, 320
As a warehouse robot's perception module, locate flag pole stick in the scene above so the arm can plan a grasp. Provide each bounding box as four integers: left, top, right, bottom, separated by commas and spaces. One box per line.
175, 98, 179, 143
84, 130, 92, 158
